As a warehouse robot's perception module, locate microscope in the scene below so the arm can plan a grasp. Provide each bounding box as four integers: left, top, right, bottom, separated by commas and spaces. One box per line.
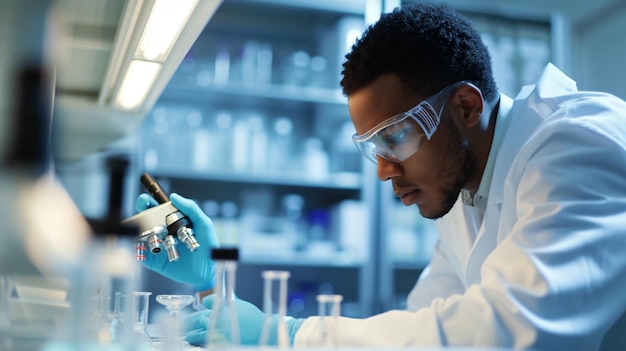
122, 173, 200, 262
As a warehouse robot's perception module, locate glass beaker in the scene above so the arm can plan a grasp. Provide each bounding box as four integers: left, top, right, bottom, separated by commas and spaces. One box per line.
316, 294, 343, 348
110, 291, 152, 344
156, 294, 194, 351
128, 292, 152, 340
259, 270, 291, 348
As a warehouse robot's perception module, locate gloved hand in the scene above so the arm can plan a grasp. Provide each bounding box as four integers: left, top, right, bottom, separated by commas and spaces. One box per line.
183, 295, 305, 346
135, 192, 219, 290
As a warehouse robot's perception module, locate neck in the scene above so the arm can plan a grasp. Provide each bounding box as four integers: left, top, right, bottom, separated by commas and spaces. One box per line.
463, 96, 500, 194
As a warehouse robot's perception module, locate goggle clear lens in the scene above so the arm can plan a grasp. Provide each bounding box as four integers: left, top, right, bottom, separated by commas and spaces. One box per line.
352, 81, 471, 164
354, 116, 427, 163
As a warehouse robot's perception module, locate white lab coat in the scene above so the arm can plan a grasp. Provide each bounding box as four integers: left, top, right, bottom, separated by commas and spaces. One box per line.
294, 63, 626, 350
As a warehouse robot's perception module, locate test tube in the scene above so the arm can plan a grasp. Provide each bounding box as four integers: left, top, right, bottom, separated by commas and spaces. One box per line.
316, 293, 343, 348
259, 270, 291, 348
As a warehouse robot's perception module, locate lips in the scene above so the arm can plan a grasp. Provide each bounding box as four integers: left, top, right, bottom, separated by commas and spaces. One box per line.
395, 188, 420, 206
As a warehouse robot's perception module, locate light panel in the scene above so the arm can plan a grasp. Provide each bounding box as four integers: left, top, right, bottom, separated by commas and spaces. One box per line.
136, 0, 199, 61
114, 60, 161, 109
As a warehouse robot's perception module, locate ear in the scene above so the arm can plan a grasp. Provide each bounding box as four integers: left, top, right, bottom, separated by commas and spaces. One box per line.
454, 84, 484, 128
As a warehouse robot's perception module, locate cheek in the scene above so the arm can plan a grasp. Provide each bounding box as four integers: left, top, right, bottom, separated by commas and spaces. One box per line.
403, 143, 444, 185
412, 129, 449, 172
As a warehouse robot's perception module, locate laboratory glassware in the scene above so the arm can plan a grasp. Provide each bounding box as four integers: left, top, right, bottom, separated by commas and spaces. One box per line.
156, 294, 195, 350
316, 294, 343, 348
109, 292, 123, 341
64, 233, 142, 347
259, 270, 291, 348
0, 275, 12, 326
109, 291, 152, 343
122, 291, 152, 342
206, 247, 240, 348
0, 275, 13, 349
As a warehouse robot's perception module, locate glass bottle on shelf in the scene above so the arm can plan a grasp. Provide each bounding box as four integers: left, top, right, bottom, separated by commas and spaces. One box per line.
283, 194, 307, 252
268, 116, 294, 173
247, 114, 268, 173
188, 109, 212, 172
220, 202, 240, 247
256, 42, 273, 85
280, 50, 310, 87
303, 138, 329, 180
213, 37, 231, 87
214, 110, 234, 171
309, 55, 329, 89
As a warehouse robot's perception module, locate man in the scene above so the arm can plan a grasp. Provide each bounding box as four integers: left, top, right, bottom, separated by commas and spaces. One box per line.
136, 3, 626, 349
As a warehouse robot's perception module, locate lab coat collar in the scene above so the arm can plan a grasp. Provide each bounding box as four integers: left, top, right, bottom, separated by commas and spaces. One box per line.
487, 63, 578, 207
461, 94, 514, 212
534, 62, 577, 99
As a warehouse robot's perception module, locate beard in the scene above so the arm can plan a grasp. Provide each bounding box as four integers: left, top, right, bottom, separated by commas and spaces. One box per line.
422, 118, 475, 219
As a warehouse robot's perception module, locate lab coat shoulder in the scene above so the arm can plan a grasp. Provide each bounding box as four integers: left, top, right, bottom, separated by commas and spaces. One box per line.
484, 64, 626, 349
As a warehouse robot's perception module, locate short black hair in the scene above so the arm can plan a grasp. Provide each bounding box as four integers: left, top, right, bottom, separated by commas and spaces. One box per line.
340, 2, 498, 103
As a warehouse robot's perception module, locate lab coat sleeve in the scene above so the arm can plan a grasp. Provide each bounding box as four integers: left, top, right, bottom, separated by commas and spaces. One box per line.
406, 240, 465, 311
295, 102, 626, 349
407, 197, 483, 311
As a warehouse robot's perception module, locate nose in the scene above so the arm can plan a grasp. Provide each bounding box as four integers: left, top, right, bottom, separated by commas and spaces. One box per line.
376, 156, 402, 181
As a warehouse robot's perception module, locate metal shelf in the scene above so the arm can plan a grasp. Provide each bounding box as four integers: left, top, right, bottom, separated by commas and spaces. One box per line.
146, 168, 362, 190
241, 253, 365, 268
161, 81, 348, 106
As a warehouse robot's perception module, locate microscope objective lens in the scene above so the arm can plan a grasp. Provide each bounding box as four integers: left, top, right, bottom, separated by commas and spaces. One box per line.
135, 242, 146, 261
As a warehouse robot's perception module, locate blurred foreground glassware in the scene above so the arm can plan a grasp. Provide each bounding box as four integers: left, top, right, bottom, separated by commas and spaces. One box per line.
317, 294, 343, 348
156, 294, 194, 350
108, 291, 152, 345
109, 292, 123, 340
259, 270, 291, 348
0, 275, 14, 349
206, 248, 240, 348
131, 292, 152, 340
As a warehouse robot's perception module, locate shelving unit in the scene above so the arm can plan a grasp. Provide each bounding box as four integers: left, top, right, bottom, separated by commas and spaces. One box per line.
51, 0, 559, 325
133, 0, 378, 318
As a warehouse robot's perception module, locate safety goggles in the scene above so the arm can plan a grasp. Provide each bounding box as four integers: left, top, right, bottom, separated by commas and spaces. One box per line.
352, 81, 469, 164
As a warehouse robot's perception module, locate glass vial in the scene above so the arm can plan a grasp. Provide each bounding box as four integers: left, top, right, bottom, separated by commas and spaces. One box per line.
259, 270, 291, 348
316, 294, 343, 348
206, 247, 240, 348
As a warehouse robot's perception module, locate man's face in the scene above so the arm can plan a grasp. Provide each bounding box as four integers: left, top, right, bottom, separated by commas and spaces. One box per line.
348, 74, 474, 219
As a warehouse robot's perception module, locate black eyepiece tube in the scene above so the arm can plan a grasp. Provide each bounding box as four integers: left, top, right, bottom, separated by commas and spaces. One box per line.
140, 172, 170, 204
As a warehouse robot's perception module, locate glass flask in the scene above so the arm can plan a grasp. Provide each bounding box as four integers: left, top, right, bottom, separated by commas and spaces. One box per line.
206, 247, 240, 348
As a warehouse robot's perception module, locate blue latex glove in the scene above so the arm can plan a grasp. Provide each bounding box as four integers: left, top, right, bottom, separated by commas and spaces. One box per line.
183, 295, 305, 346
135, 192, 219, 290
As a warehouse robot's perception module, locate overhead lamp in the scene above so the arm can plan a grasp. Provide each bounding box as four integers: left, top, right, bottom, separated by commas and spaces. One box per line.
115, 60, 161, 109
136, 0, 200, 61
113, 0, 200, 110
